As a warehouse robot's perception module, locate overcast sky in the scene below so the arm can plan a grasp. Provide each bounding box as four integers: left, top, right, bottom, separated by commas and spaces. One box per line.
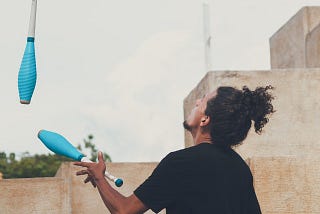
1, 0, 320, 162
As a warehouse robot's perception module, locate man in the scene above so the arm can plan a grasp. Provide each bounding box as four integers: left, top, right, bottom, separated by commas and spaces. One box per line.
75, 85, 274, 213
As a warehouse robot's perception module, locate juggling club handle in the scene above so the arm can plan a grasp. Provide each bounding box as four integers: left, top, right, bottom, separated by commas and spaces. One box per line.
81, 157, 123, 187
28, 0, 37, 38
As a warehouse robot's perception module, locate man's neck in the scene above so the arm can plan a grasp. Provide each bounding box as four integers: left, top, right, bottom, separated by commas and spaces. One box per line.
191, 129, 212, 145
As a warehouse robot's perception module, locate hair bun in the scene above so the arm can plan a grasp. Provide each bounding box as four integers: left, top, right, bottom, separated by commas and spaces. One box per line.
242, 85, 275, 134
241, 86, 255, 120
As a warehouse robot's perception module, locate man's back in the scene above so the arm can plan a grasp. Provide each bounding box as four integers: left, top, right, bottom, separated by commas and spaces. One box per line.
134, 143, 261, 213
75, 86, 272, 214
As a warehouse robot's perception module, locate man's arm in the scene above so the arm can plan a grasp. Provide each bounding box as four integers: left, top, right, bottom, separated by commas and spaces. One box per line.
74, 152, 148, 214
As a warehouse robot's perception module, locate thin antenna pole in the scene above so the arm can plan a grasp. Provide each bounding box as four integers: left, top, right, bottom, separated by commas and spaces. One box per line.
203, 2, 212, 72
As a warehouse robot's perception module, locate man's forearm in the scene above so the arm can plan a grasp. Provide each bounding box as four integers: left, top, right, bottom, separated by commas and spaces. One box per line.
74, 153, 148, 213
95, 178, 127, 214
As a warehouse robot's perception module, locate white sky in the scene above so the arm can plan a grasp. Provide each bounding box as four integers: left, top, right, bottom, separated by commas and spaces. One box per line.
0, 0, 319, 162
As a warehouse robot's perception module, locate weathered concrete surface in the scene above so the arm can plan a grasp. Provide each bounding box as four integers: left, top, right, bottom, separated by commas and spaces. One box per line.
0, 177, 70, 214
270, 7, 320, 68
184, 69, 320, 160
306, 23, 320, 67
249, 157, 320, 214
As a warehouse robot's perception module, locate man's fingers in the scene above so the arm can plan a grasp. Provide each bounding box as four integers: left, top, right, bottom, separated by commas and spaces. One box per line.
83, 176, 96, 188
98, 151, 104, 163
76, 170, 89, 176
74, 161, 91, 167
84, 176, 91, 183
91, 180, 97, 188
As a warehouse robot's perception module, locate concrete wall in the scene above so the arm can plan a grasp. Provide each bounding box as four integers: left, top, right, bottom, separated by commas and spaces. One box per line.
270, 7, 320, 68
0, 177, 70, 213
184, 69, 320, 160
250, 157, 320, 213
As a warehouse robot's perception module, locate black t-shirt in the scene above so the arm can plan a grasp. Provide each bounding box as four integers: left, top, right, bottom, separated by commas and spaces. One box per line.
134, 143, 261, 214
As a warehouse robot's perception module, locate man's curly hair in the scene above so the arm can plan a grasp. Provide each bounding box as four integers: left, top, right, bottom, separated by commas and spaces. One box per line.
204, 85, 275, 147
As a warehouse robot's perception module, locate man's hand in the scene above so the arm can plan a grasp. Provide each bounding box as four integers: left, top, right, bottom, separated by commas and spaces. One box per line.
74, 151, 149, 213
74, 151, 106, 187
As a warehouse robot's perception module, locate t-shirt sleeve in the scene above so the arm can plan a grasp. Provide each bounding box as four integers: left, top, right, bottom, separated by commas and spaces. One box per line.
134, 152, 179, 213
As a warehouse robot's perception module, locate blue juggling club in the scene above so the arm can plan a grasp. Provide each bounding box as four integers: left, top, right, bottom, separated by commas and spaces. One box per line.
38, 130, 123, 187
18, 0, 37, 104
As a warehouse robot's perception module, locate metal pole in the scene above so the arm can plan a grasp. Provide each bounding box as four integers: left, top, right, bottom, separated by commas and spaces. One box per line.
203, 2, 212, 72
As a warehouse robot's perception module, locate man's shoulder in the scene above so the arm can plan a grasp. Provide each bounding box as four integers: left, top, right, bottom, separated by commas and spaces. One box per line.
166, 144, 249, 168
164, 144, 214, 162
168, 144, 200, 156
169, 143, 223, 156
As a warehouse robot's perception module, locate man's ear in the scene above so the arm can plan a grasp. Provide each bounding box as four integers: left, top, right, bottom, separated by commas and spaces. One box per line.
200, 115, 210, 127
